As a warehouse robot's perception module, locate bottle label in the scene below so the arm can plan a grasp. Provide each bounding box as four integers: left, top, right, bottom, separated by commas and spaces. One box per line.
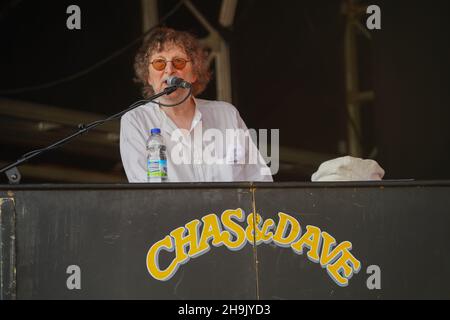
147, 159, 167, 178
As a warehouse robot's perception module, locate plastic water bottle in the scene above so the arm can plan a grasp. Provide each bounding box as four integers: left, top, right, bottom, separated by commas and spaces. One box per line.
146, 128, 168, 182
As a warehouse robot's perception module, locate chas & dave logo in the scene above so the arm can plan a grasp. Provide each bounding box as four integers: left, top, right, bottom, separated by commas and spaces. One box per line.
146, 209, 361, 286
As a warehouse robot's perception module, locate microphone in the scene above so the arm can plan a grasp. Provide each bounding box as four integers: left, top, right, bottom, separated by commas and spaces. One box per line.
166, 76, 192, 89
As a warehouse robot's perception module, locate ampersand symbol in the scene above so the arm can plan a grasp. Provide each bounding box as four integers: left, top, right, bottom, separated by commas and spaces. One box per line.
245, 213, 264, 244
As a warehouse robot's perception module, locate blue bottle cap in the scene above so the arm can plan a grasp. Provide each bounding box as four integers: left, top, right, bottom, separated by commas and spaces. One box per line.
150, 128, 161, 135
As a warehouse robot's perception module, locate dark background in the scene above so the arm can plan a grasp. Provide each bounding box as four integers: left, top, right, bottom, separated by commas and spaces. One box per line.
0, 0, 449, 183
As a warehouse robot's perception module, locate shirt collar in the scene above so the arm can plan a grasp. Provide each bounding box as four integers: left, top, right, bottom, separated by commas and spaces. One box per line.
157, 97, 203, 135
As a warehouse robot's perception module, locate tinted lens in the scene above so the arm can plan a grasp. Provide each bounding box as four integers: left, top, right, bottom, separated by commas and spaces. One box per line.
172, 58, 187, 70
152, 59, 166, 71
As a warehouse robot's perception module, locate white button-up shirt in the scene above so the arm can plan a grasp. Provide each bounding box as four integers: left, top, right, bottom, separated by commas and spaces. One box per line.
120, 98, 273, 183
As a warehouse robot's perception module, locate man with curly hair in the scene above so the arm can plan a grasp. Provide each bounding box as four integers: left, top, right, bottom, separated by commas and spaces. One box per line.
120, 27, 273, 182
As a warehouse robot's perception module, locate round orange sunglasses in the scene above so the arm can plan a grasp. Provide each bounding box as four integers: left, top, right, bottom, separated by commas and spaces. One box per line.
150, 58, 190, 71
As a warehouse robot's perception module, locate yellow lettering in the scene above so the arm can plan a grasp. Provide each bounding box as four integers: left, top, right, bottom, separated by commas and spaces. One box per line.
291, 225, 322, 262
170, 220, 201, 265
197, 214, 225, 255
261, 218, 275, 242
320, 232, 352, 267
272, 212, 301, 247
245, 213, 264, 245
220, 208, 246, 250
326, 248, 361, 287
146, 210, 361, 287
146, 235, 179, 281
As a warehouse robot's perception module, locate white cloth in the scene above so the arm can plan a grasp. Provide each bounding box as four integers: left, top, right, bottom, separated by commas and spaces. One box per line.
120, 98, 273, 183
311, 156, 385, 182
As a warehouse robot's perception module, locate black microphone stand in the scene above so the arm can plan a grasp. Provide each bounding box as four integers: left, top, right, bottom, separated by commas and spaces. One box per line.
0, 86, 178, 184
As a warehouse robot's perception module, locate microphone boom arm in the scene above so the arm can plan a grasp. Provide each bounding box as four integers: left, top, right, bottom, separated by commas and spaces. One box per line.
0, 86, 178, 184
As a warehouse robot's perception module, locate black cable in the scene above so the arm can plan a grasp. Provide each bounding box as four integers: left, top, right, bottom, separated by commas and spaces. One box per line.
157, 87, 192, 107
0, 1, 184, 95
